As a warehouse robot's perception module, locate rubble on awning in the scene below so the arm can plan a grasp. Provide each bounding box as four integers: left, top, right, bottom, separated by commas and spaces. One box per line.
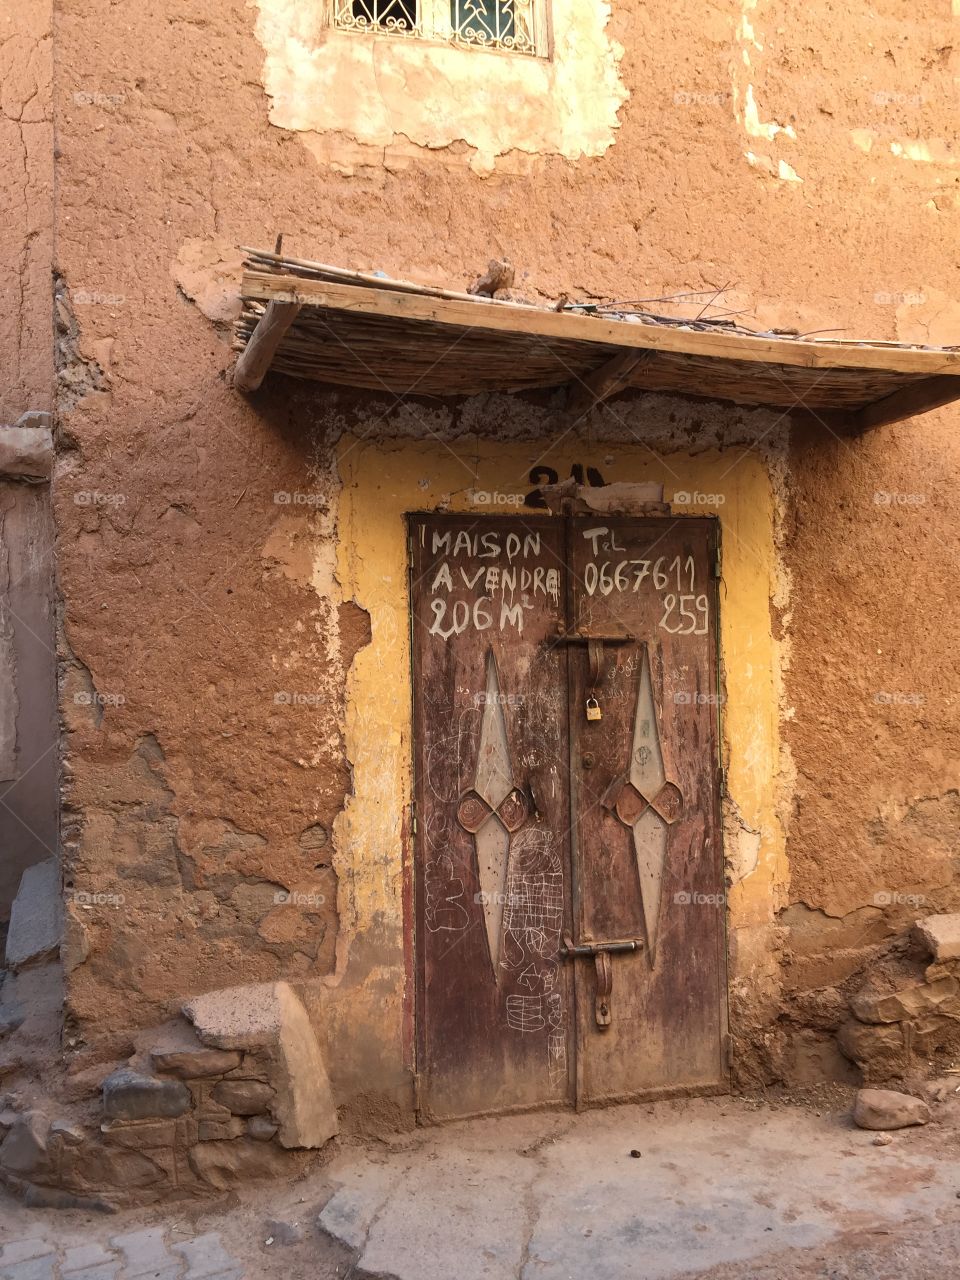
233, 248, 960, 431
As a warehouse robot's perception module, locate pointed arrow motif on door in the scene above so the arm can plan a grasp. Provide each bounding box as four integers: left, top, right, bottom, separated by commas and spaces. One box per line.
456, 649, 529, 980
602, 645, 683, 966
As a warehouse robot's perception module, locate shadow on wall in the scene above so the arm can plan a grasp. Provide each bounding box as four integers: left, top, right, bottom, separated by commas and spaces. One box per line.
0, 418, 58, 923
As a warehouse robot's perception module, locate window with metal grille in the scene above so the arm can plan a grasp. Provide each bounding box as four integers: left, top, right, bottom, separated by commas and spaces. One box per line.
451, 1, 534, 53
332, 0, 547, 56
337, 0, 421, 36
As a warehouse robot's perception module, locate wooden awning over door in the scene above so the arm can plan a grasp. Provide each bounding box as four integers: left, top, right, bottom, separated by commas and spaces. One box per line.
232, 251, 960, 432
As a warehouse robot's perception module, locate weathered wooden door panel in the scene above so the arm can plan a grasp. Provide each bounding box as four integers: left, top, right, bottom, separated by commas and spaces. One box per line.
568, 517, 725, 1101
410, 513, 725, 1117
410, 515, 574, 1119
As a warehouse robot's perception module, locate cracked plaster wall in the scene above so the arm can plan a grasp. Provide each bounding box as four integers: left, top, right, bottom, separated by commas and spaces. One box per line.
42, 0, 960, 1110
0, 0, 54, 423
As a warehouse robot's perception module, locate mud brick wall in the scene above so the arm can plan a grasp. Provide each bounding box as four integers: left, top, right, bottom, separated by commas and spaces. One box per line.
29, 0, 960, 1111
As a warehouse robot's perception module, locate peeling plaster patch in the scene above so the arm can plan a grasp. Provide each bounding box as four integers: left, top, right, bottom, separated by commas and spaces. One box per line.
743, 84, 796, 143
727, 811, 763, 885
172, 240, 243, 324
890, 138, 958, 166
253, 0, 628, 173
732, 8, 799, 184
850, 129, 875, 153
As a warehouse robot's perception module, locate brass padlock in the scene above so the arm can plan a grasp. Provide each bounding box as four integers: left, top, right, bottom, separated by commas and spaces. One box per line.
585, 696, 602, 722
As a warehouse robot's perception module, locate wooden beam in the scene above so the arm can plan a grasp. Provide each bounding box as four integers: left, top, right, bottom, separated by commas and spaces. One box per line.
241, 271, 960, 378
854, 374, 960, 431
234, 301, 302, 392
564, 349, 655, 422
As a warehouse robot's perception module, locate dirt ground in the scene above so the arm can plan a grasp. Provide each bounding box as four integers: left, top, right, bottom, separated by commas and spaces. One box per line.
4, 1088, 960, 1280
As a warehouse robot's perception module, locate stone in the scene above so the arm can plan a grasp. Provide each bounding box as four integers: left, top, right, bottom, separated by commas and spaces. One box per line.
872, 1133, 893, 1146
187, 1138, 294, 1189
14, 410, 52, 431
836, 1020, 908, 1081
109, 1229, 175, 1277
148, 1019, 242, 1078
265, 1218, 304, 1246
852, 1088, 931, 1131
851, 975, 960, 1024
184, 983, 288, 1051
0, 1004, 25, 1037
151, 1047, 242, 1078
62, 1265, 120, 1280
185, 982, 337, 1148
4, 860, 62, 971
246, 1115, 278, 1141
0, 424, 54, 478
50, 1119, 85, 1145
915, 914, 960, 962
171, 1232, 239, 1279
102, 1068, 192, 1121
0, 1110, 50, 1175
101, 1119, 178, 1149
911, 1012, 960, 1057
198, 1118, 246, 1141
62, 1243, 117, 1273
0, 1107, 18, 1135
0, 1254, 57, 1280
67, 1143, 166, 1189
211, 1079, 275, 1115
0, 1241, 55, 1265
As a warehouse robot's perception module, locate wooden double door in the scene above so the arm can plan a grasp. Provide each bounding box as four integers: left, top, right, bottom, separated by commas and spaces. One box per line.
410, 513, 727, 1119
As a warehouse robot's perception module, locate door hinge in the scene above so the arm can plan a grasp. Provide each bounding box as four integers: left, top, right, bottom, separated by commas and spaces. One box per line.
718, 765, 727, 797
713, 548, 723, 579
413, 1069, 423, 1117
723, 1032, 735, 1073
410, 802, 418, 836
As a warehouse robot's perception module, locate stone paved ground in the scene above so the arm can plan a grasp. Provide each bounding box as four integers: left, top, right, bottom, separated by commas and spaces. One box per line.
4, 1091, 960, 1280
0, 1228, 241, 1280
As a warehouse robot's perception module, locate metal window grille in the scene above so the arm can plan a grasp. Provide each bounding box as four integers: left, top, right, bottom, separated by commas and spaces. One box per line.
333, 0, 545, 56
335, 0, 422, 36
450, 0, 536, 54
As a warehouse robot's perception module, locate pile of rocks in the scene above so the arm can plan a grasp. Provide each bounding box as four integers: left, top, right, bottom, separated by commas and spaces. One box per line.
837, 913, 960, 1082
0, 981, 338, 1207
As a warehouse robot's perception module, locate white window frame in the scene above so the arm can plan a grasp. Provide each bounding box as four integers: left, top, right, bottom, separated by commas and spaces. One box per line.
330, 0, 550, 58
